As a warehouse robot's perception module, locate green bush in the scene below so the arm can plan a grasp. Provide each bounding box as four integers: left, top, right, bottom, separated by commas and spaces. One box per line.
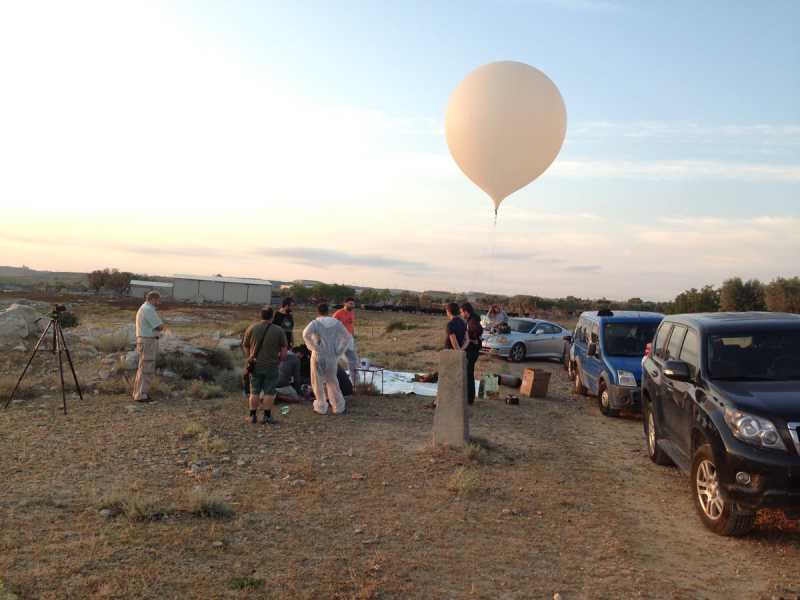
94, 331, 131, 353
206, 348, 234, 370
157, 352, 198, 379
188, 381, 224, 399
59, 311, 79, 328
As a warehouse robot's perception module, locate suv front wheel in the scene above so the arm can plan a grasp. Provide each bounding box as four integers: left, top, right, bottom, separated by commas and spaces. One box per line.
691, 444, 755, 536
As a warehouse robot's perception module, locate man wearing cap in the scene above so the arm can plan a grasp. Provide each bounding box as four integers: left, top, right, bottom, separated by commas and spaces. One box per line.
133, 291, 165, 402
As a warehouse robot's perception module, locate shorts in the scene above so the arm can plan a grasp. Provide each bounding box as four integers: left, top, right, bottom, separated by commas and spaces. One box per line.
249, 366, 280, 396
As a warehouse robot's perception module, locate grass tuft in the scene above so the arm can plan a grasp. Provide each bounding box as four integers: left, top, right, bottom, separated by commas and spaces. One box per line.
227, 577, 265, 591
385, 320, 416, 334
93, 330, 131, 353
206, 348, 234, 371
0, 374, 37, 400
188, 381, 224, 400
447, 467, 481, 497
181, 421, 207, 439
99, 492, 174, 522
463, 442, 489, 464
187, 490, 235, 519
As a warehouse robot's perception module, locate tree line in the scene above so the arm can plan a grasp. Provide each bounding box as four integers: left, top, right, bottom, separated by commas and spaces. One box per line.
668, 276, 800, 314
87, 268, 141, 295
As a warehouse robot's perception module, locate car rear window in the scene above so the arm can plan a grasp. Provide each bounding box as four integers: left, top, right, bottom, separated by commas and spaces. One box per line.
508, 319, 534, 333
603, 322, 660, 357
707, 329, 800, 381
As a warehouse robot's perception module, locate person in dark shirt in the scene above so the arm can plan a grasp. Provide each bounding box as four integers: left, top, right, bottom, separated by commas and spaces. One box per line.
272, 297, 295, 346
444, 302, 467, 350
460, 302, 483, 404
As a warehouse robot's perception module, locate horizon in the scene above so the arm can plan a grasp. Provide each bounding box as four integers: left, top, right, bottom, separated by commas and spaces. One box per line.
1, 1, 798, 302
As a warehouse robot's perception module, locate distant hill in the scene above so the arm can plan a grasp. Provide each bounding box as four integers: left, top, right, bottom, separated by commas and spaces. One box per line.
0, 266, 88, 288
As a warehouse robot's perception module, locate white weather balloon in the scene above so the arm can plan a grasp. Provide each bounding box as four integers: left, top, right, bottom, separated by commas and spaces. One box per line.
445, 61, 567, 212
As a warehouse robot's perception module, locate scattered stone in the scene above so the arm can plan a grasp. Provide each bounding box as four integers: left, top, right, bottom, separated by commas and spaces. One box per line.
290, 479, 306, 487
161, 369, 178, 379
99, 509, 113, 519
236, 459, 246, 467
211, 541, 224, 548
351, 473, 366, 480
123, 351, 139, 371
216, 337, 241, 351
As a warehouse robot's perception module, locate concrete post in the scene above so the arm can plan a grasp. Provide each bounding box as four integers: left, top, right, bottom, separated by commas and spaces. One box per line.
432, 349, 469, 447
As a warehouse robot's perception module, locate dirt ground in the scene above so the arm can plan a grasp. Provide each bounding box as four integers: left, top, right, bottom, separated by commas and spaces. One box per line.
1, 299, 800, 599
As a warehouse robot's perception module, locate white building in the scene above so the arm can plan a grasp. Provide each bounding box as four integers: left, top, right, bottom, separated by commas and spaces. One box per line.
172, 275, 272, 305
129, 280, 174, 299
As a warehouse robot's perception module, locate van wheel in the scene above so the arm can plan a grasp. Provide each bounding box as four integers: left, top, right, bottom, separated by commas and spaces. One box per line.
574, 369, 587, 396
643, 399, 672, 465
510, 343, 526, 363
692, 444, 755, 536
598, 382, 619, 417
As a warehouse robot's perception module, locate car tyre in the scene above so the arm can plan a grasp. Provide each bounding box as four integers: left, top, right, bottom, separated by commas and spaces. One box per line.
642, 398, 672, 466
561, 348, 570, 370
510, 343, 526, 363
598, 382, 620, 417
574, 368, 587, 396
691, 443, 755, 537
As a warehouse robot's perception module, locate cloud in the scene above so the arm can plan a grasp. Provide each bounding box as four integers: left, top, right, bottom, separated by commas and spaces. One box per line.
565, 265, 601, 272
264, 247, 432, 273
570, 121, 800, 142
550, 159, 800, 182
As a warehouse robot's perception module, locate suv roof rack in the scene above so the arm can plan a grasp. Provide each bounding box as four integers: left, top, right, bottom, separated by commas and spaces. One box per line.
597, 309, 614, 317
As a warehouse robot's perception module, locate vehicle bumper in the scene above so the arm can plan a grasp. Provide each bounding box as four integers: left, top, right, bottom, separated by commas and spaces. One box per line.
607, 384, 641, 411
720, 443, 800, 511
481, 344, 511, 358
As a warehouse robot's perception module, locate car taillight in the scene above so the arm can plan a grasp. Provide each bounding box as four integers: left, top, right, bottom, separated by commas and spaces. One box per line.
644, 342, 652, 357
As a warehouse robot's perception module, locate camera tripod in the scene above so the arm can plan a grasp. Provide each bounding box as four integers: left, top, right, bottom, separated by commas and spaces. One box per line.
3, 308, 83, 415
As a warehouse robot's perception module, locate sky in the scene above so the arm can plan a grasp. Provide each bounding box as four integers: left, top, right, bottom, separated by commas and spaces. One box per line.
0, 0, 798, 301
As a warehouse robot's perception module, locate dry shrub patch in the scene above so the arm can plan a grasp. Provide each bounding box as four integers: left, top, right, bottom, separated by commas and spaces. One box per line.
187, 490, 234, 519
181, 421, 206, 439
99, 492, 175, 522
385, 320, 416, 334
447, 466, 481, 497
205, 348, 234, 370
0, 374, 36, 400
188, 381, 224, 400
93, 331, 131, 353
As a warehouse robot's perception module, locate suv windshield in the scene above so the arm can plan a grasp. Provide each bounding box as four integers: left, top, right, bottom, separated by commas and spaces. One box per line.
708, 330, 800, 381
603, 322, 659, 357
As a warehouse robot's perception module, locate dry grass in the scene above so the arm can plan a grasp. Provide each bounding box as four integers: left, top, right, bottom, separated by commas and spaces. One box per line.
99, 492, 175, 522
385, 320, 416, 334
447, 466, 481, 496
0, 373, 35, 400
181, 421, 206, 439
187, 380, 224, 400
186, 489, 235, 519
93, 330, 131, 353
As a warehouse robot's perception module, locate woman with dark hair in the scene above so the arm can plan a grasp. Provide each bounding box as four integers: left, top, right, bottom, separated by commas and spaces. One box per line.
460, 302, 483, 404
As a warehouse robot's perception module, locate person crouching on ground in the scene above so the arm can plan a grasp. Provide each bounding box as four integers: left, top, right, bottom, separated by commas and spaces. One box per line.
302, 302, 352, 415
242, 307, 287, 425
133, 291, 165, 403
460, 302, 483, 405
333, 297, 359, 388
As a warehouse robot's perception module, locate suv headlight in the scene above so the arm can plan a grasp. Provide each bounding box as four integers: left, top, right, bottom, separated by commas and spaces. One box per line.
616, 370, 637, 387
724, 409, 787, 451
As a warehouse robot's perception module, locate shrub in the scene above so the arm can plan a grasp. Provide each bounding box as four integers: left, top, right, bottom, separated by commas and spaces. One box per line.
215, 370, 245, 393
385, 320, 415, 334
463, 442, 488, 464
182, 421, 207, 439
0, 374, 36, 400
99, 492, 174, 522
94, 331, 131, 353
59, 311, 79, 328
206, 348, 234, 371
354, 381, 380, 396
228, 320, 251, 336
447, 467, 480, 497
187, 490, 235, 519
157, 353, 198, 379
188, 381, 224, 400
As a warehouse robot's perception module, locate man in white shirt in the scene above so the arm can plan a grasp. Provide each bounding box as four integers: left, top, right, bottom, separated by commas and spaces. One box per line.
133, 291, 165, 402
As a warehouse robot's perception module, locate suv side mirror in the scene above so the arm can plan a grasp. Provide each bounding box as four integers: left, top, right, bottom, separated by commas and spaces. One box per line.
587, 342, 598, 357
663, 360, 691, 382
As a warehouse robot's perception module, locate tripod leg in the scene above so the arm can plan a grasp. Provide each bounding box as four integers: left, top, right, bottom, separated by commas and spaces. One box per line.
4, 319, 54, 410
57, 323, 83, 401
56, 327, 68, 415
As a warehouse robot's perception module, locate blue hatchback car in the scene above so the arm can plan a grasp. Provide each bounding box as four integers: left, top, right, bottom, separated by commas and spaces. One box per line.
570, 310, 664, 417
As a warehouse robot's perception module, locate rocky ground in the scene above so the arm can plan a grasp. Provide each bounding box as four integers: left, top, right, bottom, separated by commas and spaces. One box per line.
1, 298, 799, 599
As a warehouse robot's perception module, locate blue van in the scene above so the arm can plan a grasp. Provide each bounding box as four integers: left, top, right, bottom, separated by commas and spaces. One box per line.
570, 310, 663, 417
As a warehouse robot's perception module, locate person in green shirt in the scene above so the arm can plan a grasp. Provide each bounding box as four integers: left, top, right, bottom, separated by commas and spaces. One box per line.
242, 307, 287, 424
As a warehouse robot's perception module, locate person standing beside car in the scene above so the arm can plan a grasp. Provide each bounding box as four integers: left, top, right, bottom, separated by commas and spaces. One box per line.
133, 291, 164, 403
460, 302, 483, 405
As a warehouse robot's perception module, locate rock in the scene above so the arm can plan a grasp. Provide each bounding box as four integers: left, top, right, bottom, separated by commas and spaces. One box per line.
123, 351, 139, 370
216, 337, 241, 351
159, 337, 206, 356
236, 459, 246, 467
12, 343, 27, 352
161, 369, 177, 379
0, 312, 29, 350
432, 350, 469, 447
290, 479, 306, 487
99, 509, 113, 519
211, 541, 224, 548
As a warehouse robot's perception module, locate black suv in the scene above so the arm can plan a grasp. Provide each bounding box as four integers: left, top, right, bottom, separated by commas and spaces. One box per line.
641, 312, 800, 536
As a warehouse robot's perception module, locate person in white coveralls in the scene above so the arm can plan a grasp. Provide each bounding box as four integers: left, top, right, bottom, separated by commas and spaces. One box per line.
302, 302, 352, 415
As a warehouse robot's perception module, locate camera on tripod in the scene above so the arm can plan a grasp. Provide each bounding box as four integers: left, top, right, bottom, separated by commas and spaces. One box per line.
51, 304, 67, 319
